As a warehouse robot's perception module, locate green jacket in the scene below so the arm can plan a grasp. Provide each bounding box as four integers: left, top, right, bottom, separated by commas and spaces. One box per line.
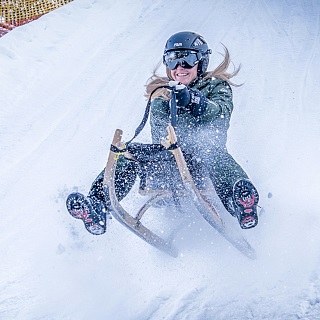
150, 77, 233, 161
110, 76, 248, 210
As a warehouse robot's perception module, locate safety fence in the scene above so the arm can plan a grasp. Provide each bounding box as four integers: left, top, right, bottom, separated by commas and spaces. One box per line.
0, 0, 73, 37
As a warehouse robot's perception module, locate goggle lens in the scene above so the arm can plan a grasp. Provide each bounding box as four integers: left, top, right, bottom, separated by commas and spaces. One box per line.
164, 50, 201, 70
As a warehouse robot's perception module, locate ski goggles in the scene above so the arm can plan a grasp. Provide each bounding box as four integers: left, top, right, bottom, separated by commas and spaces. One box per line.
163, 50, 201, 70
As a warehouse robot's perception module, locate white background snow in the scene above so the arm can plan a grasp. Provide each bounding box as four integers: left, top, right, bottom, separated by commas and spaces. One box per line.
1, 0, 320, 319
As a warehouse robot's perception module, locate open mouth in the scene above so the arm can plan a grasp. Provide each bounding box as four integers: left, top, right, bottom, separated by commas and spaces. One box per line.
176, 73, 189, 77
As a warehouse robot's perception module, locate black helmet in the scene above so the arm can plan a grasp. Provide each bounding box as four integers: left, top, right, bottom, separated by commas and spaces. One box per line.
163, 31, 212, 75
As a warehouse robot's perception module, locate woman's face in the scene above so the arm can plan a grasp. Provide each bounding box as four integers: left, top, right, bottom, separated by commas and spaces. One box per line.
170, 64, 198, 85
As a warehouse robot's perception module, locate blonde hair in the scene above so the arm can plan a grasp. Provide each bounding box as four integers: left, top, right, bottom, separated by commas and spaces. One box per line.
145, 44, 241, 100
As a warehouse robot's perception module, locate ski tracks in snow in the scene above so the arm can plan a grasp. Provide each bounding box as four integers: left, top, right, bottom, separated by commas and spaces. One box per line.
134, 287, 211, 320
297, 272, 320, 320
1, 1, 320, 319
134, 283, 299, 320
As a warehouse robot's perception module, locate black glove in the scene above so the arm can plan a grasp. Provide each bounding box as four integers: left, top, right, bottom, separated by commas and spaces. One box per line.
174, 85, 207, 117
174, 85, 191, 107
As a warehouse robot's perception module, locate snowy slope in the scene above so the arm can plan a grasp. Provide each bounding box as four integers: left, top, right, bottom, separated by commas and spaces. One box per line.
1, 0, 320, 319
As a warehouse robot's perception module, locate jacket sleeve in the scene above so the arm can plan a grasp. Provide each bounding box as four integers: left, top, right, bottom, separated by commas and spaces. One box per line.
197, 79, 234, 123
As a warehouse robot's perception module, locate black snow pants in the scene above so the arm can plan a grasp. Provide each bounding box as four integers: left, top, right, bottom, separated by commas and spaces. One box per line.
87, 144, 251, 216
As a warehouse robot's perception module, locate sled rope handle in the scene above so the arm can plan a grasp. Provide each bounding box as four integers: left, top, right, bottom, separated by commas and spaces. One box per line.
126, 85, 176, 145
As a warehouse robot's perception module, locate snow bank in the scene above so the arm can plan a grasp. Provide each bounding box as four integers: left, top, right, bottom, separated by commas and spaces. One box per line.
1, 0, 320, 319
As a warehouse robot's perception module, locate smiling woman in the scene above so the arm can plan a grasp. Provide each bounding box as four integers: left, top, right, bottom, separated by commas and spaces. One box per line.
66, 30, 260, 233
145, 32, 241, 99
170, 64, 198, 85
146, 31, 260, 229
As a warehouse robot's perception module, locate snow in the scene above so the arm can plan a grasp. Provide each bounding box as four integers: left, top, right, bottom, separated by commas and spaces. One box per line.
1, 0, 320, 319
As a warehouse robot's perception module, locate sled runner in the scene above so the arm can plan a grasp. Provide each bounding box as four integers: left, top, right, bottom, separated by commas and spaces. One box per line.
102, 129, 179, 257
102, 123, 256, 259
100, 84, 257, 259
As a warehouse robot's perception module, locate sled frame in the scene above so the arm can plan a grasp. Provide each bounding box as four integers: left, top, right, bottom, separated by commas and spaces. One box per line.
103, 128, 256, 259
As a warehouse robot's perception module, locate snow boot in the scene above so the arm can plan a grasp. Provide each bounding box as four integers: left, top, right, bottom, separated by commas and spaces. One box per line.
66, 192, 107, 235
233, 179, 259, 229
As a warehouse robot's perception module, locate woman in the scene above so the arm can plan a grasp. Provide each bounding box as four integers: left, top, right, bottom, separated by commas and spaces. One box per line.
66, 31, 259, 235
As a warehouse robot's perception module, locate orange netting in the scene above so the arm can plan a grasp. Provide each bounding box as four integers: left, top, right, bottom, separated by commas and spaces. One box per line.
0, 0, 73, 36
